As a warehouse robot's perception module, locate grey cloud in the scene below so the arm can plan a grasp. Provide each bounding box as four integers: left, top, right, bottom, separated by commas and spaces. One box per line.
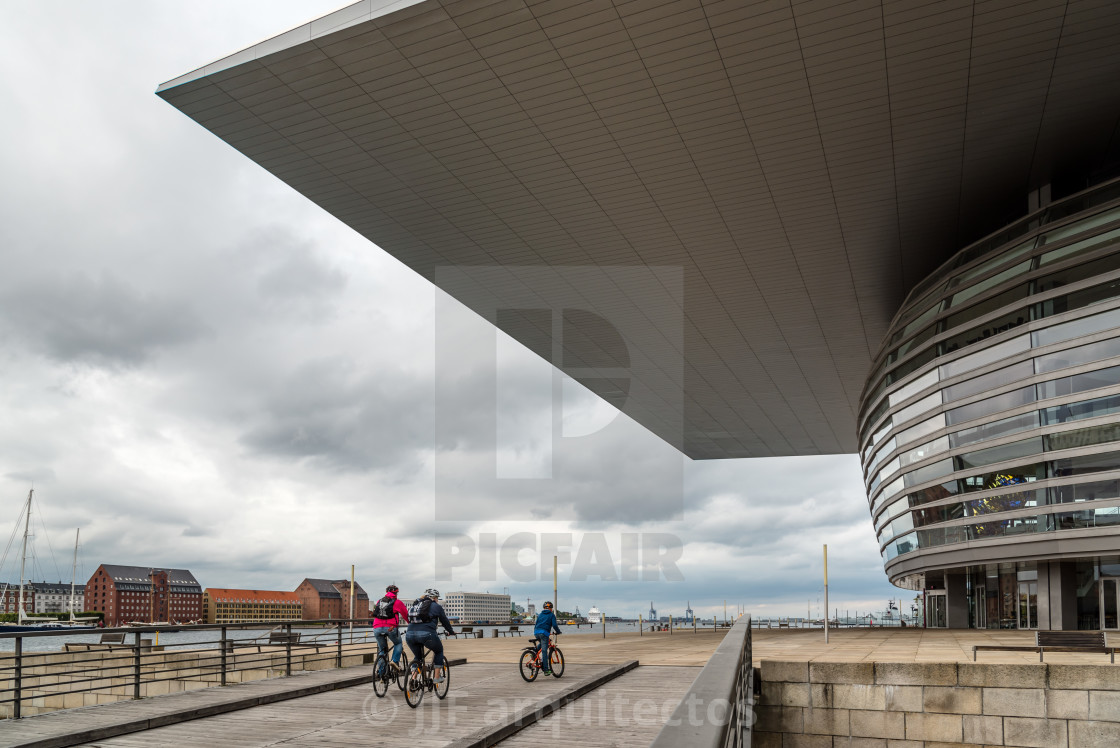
0, 274, 206, 366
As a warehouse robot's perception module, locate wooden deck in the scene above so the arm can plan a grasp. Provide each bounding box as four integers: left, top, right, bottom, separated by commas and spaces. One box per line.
495, 665, 701, 747
68, 663, 645, 747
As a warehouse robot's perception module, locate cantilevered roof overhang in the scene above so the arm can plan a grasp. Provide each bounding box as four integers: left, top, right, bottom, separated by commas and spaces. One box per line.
158, 0, 1120, 459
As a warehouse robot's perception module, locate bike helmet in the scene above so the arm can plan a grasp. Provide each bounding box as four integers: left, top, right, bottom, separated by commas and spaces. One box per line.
386, 584, 398, 593
543, 601, 553, 609
425, 588, 440, 598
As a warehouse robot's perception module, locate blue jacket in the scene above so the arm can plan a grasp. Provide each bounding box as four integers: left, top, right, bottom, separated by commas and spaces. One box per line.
405, 599, 455, 636
534, 609, 561, 635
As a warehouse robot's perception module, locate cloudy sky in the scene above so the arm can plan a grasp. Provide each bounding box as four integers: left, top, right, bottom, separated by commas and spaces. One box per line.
0, 1, 906, 620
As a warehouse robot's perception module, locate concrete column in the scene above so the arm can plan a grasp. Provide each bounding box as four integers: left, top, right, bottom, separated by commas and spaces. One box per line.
1046, 561, 1079, 630
946, 572, 969, 628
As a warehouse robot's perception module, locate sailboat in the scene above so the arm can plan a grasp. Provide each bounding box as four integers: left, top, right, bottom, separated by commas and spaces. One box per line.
0, 490, 95, 632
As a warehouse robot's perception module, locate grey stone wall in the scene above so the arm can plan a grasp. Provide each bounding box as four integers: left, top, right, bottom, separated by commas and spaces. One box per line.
755, 660, 1120, 747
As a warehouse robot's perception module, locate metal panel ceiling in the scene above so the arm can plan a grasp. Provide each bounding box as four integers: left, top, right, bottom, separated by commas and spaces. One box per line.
158, 0, 1120, 459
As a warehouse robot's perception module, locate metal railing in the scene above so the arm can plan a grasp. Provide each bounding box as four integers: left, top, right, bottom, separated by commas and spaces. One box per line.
649, 615, 754, 748
0, 619, 379, 719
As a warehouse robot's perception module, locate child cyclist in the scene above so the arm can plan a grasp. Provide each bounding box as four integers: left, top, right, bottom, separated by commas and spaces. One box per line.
533, 601, 562, 674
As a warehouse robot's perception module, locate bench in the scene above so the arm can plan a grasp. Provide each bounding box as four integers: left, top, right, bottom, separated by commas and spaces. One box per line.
498, 625, 522, 637
460, 626, 483, 639
973, 631, 1114, 662
65, 633, 152, 652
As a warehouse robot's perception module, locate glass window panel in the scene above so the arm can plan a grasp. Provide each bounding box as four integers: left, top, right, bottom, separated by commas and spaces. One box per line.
887, 346, 937, 385
891, 303, 942, 345
1032, 307, 1120, 348
867, 436, 896, 473
961, 462, 1047, 491
899, 435, 950, 468
1041, 392, 1120, 425
1034, 336, 1120, 375
1039, 205, 1120, 245
940, 307, 1030, 356
1050, 449, 1120, 478
942, 360, 1034, 403
889, 368, 940, 407
893, 391, 942, 426
1039, 227, 1120, 266
897, 412, 946, 447
873, 483, 906, 516
950, 411, 1039, 448
1038, 364, 1120, 400
944, 285, 1030, 334
891, 512, 915, 537
904, 457, 954, 487
873, 485, 909, 519
946, 386, 1035, 426
875, 493, 906, 525
1040, 276, 1120, 318
908, 480, 960, 507
954, 438, 1043, 470
940, 334, 1030, 379
1046, 423, 1120, 452
947, 261, 1033, 308
948, 241, 1037, 290
1035, 250, 1120, 295
1050, 477, 1120, 504
889, 322, 939, 364
876, 457, 901, 485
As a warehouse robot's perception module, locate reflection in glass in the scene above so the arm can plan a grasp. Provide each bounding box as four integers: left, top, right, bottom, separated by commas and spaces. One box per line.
950, 412, 1038, 448
946, 386, 1034, 427
942, 361, 1033, 403
941, 335, 1029, 378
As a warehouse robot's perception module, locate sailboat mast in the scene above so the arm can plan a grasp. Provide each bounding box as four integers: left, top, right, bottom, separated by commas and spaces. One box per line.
17, 490, 32, 623
70, 529, 80, 621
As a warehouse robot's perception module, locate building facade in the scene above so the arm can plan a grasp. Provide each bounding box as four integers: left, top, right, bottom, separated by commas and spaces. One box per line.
30, 582, 85, 615
84, 565, 203, 626
1, 585, 34, 616
442, 592, 511, 623
861, 180, 1120, 630
203, 588, 302, 624
295, 579, 370, 620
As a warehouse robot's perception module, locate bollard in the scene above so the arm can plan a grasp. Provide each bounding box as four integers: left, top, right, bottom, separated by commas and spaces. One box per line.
602, 614, 606, 639
670, 614, 673, 635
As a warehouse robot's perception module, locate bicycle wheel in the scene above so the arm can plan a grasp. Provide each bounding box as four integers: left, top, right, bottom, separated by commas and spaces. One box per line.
404, 663, 425, 708
519, 649, 539, 682
394, 649, 410, 692
434, 662, 450, 699
373, 654, 389, 697
549, 646, 565, 678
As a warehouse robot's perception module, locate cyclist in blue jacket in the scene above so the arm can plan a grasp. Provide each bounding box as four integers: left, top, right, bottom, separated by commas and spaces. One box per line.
533, 601, 561, 674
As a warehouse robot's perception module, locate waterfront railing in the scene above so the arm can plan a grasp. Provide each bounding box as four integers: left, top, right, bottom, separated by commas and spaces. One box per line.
650, 615, 754, 748
0, 619, 378, 719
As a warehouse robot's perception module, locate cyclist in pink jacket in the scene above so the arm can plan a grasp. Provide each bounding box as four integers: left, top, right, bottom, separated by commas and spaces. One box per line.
372, 585, 409, 675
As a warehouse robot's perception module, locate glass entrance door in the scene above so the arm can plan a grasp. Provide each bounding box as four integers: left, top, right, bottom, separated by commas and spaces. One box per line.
1101, 578, 1119, 629
972, 586, 987, 629
926, 592, 947, 628
1018, 581, 1038, 629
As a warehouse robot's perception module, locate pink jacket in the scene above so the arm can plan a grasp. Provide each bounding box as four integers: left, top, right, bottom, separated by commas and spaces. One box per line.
372, 593, 409, 628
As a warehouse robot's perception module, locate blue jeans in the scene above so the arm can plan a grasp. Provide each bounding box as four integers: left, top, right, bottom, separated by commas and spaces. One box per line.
374, 628, 402, 675
534, 633, 551, 670
405, 630, 444, 667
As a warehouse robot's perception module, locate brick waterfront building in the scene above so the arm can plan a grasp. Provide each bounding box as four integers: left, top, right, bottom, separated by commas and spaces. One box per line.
295, 578, 370, 621
203, 588, 302, 624
1, 585, 35, 616
84, 565, 202, 626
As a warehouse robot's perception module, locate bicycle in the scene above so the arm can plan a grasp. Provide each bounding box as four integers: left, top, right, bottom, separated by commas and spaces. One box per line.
371, 634, 409, 697
403, 634, 455, 708
519, 636, 564, 681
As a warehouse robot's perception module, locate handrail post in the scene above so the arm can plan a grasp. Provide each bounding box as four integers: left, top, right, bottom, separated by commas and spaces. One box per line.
336, 621, 342, 668
285, 622, 292, 676
13, 636, 22, 719
133, 631, 142, 700
220, 626, 227, 686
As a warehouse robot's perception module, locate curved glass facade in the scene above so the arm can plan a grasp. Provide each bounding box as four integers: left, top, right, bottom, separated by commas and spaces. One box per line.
858, 179, 1120, 616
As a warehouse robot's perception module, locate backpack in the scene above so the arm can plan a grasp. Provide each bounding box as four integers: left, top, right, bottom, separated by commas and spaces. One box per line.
374, 595, 396, 620
408, 597, 432, 624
